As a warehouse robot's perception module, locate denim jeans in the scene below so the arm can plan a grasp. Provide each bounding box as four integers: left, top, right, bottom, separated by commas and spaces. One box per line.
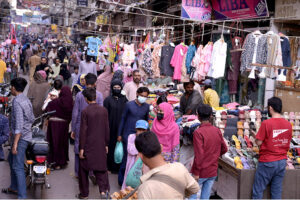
252, 159, 286, 199
189, 176, 216, 200
8, 139, 29, 199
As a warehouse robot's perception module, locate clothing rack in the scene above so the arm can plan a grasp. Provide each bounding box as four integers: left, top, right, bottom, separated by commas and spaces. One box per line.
251, 63, 294, 70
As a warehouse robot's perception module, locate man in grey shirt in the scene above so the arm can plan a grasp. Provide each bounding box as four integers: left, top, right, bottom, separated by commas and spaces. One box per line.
79, 55, 97, 75
180, 81, 203, 115
4, 77, 35, 199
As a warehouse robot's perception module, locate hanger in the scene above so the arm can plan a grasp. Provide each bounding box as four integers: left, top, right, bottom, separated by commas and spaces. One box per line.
266, 30, 274, 35
220, 21, 225, 42
201, 23, 205, 45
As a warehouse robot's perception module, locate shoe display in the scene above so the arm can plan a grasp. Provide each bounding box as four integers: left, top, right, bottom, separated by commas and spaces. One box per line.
234, 156, 243, 169
241, 157, 250, 169
232, 135, 241, 149
250, 110, 256, 123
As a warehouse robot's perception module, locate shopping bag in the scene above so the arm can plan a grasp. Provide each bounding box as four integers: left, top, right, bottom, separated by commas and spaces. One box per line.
125, 158, 143, 188
114, 141, 123, 164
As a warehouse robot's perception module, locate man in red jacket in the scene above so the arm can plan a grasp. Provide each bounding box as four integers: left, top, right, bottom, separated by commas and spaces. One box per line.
190, 104, 228, 199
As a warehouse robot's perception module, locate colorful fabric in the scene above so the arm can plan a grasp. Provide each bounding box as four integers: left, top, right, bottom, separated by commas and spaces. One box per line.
185, 44, 196, 74
170, 44, 188, 80
161, 144, 180, 163
85, 37, 102, 57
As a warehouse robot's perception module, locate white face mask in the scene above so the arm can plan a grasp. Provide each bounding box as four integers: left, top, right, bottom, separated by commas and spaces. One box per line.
138, 96, 147, 104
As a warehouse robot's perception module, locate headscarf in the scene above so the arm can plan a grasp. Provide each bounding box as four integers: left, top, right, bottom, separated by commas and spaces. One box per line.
96, 65, 113, 99
46, 86, 73, 121
111, 70, 124, 84
34, 70, 47, 84
110, 79, 123, 97
59, 63, 71, 80
151, 102, 180, 152
72, 74, 86, 91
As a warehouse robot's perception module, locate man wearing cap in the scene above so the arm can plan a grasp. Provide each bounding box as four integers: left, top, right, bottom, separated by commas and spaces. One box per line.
122, 120, 149, 189
203, 79, 220, 109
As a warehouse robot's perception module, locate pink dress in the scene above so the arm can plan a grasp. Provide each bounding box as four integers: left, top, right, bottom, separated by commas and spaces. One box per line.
122, 134, 138, 189
170, 44, 188, 81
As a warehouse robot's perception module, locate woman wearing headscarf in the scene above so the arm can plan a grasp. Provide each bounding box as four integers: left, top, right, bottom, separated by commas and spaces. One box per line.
111, 70, 124, 85
103, 80, 128, 173
96, 65, 113, 99
46, 86, 73, 169
59, 63, 72, 87
27, 70, 50, 117
72, 74, 86, 98
151, 102, 180, 163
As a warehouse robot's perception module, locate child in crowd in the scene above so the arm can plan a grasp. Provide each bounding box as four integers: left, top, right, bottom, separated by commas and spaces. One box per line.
71, 66, 79, 88
122, 120, 149, 189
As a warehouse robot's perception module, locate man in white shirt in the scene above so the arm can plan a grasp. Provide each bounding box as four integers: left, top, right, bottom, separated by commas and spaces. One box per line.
123, 70, 143, 101
79, 55, 97, 75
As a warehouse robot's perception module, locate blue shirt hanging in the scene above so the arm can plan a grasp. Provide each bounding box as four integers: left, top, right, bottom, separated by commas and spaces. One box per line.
85, 37, 102, 57
185, 44, 196, 74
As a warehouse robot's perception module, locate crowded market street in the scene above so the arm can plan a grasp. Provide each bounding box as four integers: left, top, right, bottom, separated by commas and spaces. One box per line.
0, 0, 300, 199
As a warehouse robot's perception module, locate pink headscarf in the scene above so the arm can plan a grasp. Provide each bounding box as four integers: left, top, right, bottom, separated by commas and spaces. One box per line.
38, 70, 47, 80
96, 65, 113, 99
151, 102, 180, 152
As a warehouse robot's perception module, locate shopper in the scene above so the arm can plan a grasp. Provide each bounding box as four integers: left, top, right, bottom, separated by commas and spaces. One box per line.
48, 47, 57, 66
77, 88, 110, 199
152, 102, 180, 163
117, 86, 150, 186
79, 55, 97, 76
136, 131, 200, 199
35, 57, 53, 79
42, 79, 63, 111
71, 73, 103, 177
0, 55, 7, 83
59, 63, 72, 88
2, 78, 34, 199
104, 80, 128, 174
49, 58, 61, 82
123, 70, 143, 101
122, 120, 149, 189
180, 81, 203, 115
46, 86, 73, 170
24, 44, 32, 74
72, 74, 86, 98
190, 104, 228, 199
252, 97, 292, 199
0, 114, 9, 161
96, 64, 113, 99
71, 66, 80, 88
203, 79, 220, 109
28, 49, 41, 82
27, 71, 50, 117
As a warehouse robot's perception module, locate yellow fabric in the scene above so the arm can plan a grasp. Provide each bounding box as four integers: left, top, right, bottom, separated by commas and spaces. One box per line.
204, 88, 220, 108
0, 60, 7, 83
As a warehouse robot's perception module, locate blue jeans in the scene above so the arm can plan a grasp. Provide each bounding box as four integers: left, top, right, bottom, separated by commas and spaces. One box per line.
8, 139, 29, 199
189, 176, 216, 200
252, 159, 286, 199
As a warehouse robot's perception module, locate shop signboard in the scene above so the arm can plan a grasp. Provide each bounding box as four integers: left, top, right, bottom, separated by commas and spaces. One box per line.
275, 0, 300, 19
77, 0, 88, 7
17, 0, 49, 12
181, 0, 212, 21
211, 0, 269, 20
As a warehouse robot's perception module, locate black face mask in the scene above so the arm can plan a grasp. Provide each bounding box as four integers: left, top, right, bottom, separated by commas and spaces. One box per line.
112, 89, 121, 96
157, 113, 164, 120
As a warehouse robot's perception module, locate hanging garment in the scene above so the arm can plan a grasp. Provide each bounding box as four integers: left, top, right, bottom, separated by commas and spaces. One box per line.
265, 33, 282, 78
181, 53, 190, 82
185, 44, 196, 74
151, 43, 163, 78
281, 37, 292, 67
122, 44, 135, 66
142, 48, 153, 76
170, 44, 188, 81
241, 33, 268, 72
228, 36, 243, 95
209, 39, 227, 79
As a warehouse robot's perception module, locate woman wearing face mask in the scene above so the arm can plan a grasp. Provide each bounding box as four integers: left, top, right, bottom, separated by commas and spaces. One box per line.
96, 64, 113, 99
103, 80, 128, 173
151, 102, 180, 163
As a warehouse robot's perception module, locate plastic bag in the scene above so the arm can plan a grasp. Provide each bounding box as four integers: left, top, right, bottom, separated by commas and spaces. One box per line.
125, 158, 143, 188
114, 141, 124, 164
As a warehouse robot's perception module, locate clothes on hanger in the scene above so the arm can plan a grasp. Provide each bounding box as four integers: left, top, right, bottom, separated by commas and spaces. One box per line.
159, 44, 175, 77
170, 43, 188, 81
185, 44, 196, 74
122, 44, 135, 66
208, 38, 227, 79
151, 43, 163, 78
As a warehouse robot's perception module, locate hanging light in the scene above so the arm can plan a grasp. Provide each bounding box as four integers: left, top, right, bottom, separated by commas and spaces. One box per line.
99, 25, 102, 31
143, 29, 146, 36
153, 29, 156, 37
171, 28, 174, 35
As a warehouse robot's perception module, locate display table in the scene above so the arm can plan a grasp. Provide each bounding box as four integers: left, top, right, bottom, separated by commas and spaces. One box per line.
275, 86, 300, 112
213, 158, 300, 199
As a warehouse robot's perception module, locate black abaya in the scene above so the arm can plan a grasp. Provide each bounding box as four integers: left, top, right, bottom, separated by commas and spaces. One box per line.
103, 95, 128, 173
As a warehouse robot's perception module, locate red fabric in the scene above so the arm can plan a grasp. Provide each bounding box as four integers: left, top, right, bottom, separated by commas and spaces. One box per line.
191, 123, 227, 178
256, 118, 292, 162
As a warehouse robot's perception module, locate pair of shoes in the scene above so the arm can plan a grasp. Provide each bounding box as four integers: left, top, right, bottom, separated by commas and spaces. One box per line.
75, 194, 88, 199
2, 188, 18, 195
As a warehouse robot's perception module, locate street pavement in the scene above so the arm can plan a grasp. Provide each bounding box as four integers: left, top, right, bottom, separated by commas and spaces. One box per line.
0, 144, 120, 199
0, 74, 120, 199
